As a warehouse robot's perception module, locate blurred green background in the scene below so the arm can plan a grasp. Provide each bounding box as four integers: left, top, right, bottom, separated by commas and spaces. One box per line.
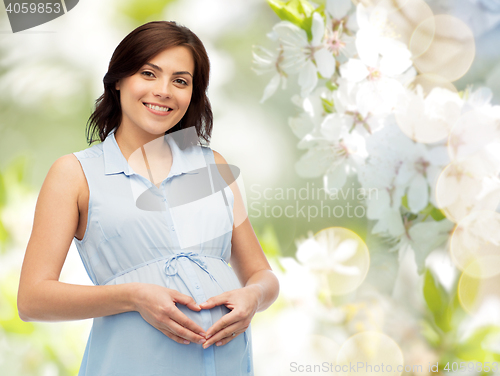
0, 0, 358, 373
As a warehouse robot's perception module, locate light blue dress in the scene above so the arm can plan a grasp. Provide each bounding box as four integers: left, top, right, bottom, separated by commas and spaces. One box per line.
72, 127, 253, 376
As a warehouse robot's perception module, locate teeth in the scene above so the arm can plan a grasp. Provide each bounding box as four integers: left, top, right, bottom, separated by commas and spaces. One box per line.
145, 103, 171, 112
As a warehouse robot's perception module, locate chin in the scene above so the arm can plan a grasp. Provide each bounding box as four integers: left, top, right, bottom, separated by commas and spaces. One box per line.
143, 126, 175, 136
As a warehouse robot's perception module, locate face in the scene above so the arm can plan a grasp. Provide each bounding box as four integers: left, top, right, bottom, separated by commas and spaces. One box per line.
115, 45, 195, 138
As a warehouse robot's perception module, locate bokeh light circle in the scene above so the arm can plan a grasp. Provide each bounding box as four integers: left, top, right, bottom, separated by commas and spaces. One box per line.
448, 109, 500, 162
409, 74, 457, 97
410, 15, 475, 82
435, 159, 500, 223
336, 331, 404, 376
374, 0, 433, 46
450, 210, 500, 279
458, 266, 500, 315
395, 82, 461, 143
351, 0, 382, 6
277, 333, 340, 376
296, 227, 370, 296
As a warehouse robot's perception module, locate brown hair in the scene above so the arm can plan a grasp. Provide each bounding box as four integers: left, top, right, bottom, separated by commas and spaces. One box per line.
86, 21, 213, 146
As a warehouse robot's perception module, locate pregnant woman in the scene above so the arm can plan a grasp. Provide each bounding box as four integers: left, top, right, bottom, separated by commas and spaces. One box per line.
18, 21, 279, 376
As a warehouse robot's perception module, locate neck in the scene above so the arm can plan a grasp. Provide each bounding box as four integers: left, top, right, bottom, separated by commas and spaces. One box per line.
113, 126, 173, 176
114, 125, 170, 160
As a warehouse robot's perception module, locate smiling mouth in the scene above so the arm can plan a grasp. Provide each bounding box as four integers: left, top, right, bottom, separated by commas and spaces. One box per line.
143, 103, 173, 112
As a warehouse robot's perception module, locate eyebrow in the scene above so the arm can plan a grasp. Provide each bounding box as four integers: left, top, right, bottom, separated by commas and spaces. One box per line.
144, 62, 193, 78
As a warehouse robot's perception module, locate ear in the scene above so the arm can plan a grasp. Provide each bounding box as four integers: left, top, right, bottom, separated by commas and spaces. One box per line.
115, 80, 120, 91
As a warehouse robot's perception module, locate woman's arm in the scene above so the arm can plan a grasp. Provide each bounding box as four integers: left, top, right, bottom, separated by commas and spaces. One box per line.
227, 216, 280, 313
17, 154, 207, 345
213, 150, 280, 306
18, 154, 134, 321
199, 151, 280, 347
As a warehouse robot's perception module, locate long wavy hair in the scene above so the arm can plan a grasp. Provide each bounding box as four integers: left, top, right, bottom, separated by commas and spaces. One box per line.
86, 21, 213, 147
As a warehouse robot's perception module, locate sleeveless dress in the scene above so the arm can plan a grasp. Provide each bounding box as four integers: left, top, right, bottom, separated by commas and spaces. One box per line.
72, 127, 253, 376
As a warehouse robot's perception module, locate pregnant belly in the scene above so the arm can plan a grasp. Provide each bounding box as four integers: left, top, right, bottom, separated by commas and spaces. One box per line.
83, 308, 251, 376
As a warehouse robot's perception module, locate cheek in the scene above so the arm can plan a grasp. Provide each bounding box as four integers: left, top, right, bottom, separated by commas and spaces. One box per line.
180, 91, 193, 109
122, 80, 145, 102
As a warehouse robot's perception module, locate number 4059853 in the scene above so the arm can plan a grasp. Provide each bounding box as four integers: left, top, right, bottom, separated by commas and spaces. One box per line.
443, 362, 498, 373
5, 3, 62, 14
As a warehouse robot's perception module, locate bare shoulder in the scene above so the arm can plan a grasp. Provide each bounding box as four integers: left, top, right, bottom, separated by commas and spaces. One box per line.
50, 153, 84, 176
20, 154, 88, 291
211, 149, 236, 188
211, 148, 249, 229
42, 154, 87, 201
212, 149, 228, 164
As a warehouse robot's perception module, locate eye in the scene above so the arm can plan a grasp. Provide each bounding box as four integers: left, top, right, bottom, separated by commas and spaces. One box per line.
141, 71, 155, 78
175, 78, 189, 86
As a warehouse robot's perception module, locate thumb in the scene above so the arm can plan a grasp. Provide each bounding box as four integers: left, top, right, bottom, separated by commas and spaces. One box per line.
170, 290, 201, 310
199, 293, 227, 309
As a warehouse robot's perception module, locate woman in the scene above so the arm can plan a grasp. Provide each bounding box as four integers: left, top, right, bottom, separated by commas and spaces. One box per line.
17, 21, 279, 376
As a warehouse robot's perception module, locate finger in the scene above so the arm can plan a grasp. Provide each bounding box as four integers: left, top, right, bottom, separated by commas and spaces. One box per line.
164, 318, 207, 344
213, 330, 241, 347
204, 310, 238, 340
163, 304, 206, 337
202, 322, 242, 349
199, 293, 228, 310
169, 290, 201, 311
159, 327, 192, 345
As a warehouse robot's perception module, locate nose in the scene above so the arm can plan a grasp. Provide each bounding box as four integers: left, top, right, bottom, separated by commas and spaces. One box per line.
153, 79, 172, 99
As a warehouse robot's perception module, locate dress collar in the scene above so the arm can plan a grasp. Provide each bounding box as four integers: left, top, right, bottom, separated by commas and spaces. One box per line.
103, 128, 204, 177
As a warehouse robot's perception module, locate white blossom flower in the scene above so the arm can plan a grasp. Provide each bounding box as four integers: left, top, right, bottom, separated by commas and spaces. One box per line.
395, 85, 463, 143
396, 220, 455, 273
358, 122, 420, 236
339, 57, 410, 116
436, 149, 500, 223
448, 108, 500, 162
294, 115, 367, 189
331, 77, 387, 135
253, 0, 500, 287
296, 232, 360, 276
323, 0, 357, 63
320, 118, 368, 190
355, 3, 413, 74
292, 88, 353, 181
273, 257, 319, 304
293, 81, 378, 190
289, 87, 330, 142
337, 3, 415, 116
326, 0, 352, 21
462, 86, 495, 113
395, 143, 450, 213
273, 12, 336, 97
324, 19, 357, 63
252, 44, 287, 103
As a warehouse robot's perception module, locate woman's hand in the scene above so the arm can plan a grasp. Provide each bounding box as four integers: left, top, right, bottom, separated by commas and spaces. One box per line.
132, 283, 207, 345
199, 285, 262, 349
